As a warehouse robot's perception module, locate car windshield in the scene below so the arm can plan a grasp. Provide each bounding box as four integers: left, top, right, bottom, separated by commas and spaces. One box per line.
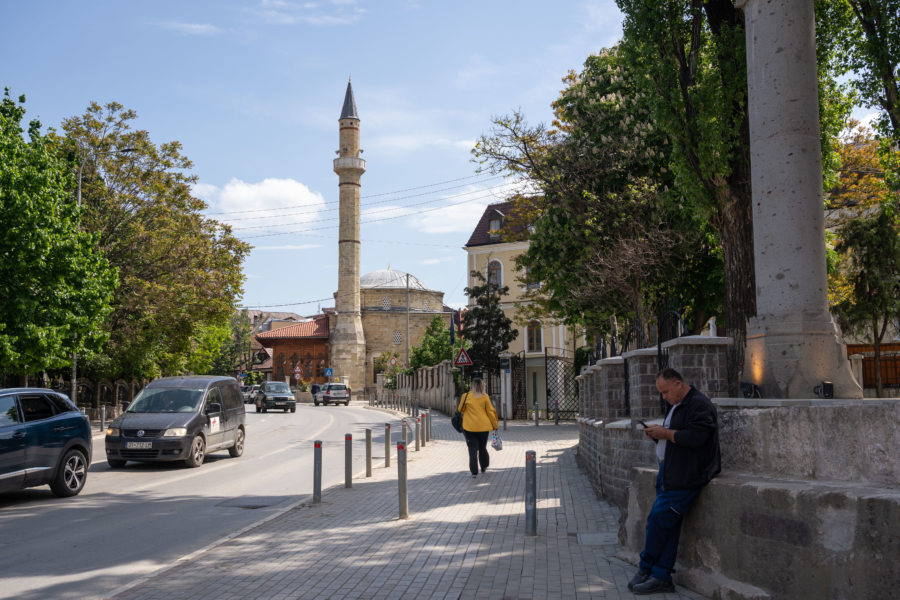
265, 382, 290, 393
127, 388, 204, 413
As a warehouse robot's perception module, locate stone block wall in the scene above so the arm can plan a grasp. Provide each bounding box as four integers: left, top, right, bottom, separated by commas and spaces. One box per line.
395, 360, 456, 416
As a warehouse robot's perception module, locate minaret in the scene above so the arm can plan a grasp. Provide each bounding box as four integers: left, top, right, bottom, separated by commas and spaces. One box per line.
331, 79, 366, 392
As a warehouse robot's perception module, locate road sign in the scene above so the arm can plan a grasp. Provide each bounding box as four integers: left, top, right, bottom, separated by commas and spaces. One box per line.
293, 365, 301, 374
324, 368, 333, 376
389, 357, 398, 367
454, 348, 473, 367
294, 373, 301, 380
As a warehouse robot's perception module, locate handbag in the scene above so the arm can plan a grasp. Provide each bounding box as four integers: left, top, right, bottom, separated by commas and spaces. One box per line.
491, 430, 503, 451
451, 392, 468, 433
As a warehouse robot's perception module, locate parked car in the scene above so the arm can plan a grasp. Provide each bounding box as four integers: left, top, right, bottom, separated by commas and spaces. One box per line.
317, 383, 350, 406
105, 375, 245, 468
240, 385, 251, 401
255, 381, 296, 413
0, 388, 92, 497
247, 385, 261, 403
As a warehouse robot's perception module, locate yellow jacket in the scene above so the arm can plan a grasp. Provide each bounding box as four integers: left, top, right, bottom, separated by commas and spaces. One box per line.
458, 391, 498, 432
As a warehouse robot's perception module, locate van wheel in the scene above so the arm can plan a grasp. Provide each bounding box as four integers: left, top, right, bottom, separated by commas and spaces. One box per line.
108, 458, 127, 468
185, 436, 205, 468
290, 406, 296, 413
229, 428, 245, 458
50, 448, 88, 497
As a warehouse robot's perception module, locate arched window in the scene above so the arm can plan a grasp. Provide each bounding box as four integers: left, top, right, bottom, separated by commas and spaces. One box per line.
487, 260, 502, 288
527, 321, 543, 353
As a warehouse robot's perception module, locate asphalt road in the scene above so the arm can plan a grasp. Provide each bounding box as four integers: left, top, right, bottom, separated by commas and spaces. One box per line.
0, 402, 399, 600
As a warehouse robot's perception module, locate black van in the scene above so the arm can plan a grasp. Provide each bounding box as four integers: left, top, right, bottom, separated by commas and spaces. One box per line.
105, 376, 246, 468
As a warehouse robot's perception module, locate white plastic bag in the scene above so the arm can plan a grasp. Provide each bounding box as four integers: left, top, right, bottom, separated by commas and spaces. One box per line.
491, 431, 503, 451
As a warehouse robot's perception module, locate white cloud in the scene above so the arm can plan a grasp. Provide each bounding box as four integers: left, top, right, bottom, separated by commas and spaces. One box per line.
158, 21, 222, 35
198, 178, 327, 233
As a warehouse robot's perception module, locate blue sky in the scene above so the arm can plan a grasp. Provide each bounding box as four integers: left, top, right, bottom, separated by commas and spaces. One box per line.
1, 1, 623, 311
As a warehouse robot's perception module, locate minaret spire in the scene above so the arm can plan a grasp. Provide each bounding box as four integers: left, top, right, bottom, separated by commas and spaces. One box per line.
331, 79, 366, 393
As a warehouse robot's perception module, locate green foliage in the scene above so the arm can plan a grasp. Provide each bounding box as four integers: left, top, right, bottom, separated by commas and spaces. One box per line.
833, 200, 900, 396
209, 309, 253, 376
183, 322, 230, 375
374, 350, 401, 389
0, 90, 117, 376
57, 102, 250, 380
409, 315, 468, 370
462, 271, 518, 375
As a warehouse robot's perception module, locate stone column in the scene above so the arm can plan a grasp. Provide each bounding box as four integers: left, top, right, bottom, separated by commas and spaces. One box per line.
737, 0, 861, 398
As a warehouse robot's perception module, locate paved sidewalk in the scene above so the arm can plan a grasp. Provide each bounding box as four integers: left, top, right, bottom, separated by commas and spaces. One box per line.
106, 409, 708, 600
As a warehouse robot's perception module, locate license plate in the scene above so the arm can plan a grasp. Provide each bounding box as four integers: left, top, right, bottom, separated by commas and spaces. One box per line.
126, 441, 153, 449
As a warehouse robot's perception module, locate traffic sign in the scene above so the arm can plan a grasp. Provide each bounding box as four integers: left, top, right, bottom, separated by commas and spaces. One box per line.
294, 373, 301, 380
389, 357, 398, 367
293, 365, 301, 374
324, 368, 333, 376
454, 348, 473, 366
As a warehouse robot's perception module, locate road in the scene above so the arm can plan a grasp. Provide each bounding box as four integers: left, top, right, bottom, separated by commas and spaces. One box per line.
0, 402, 402, 600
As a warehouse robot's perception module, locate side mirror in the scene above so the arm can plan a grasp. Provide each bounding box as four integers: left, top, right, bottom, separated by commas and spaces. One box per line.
207, 402, 222, 414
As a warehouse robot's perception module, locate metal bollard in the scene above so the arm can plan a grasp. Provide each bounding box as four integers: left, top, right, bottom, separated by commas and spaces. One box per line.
420, 413, 426, 447
534, 400, 540, 427
525, 450, 537, 535
313, 440, 323, 504
415, 416, 420, 451
397, 441, 408, 519
100, 405, 106, 432
345, 433, 352, 488
425, 410, 431, 442
365, 428, 372, 477
384, 424, 391, 468
402, 419, 409, 446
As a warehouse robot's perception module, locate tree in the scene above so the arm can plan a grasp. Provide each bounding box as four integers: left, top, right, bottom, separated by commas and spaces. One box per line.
374, 351, 401, 389
462, 271, 518, 378
210, 309, 254, 376
0, 90, 117, 380
833, 201, 900, 397
56, 102, 250, 380
474, 48, 723, 344
409, 315, 468, 370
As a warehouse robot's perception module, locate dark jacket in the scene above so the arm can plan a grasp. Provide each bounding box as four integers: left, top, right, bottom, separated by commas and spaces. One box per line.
663, 386, 721, 490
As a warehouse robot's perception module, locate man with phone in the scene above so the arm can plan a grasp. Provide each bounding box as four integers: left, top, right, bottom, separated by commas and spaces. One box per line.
628, 368, 721, 595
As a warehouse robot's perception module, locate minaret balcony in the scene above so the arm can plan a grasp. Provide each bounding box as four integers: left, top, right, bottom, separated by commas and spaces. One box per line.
333, 157, 366, 174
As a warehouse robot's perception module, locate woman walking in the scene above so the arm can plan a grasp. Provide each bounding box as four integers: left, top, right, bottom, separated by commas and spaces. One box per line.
458, 376, 498, 478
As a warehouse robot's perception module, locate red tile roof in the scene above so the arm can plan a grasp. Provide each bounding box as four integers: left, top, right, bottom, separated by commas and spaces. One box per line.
256, 316, 329, 342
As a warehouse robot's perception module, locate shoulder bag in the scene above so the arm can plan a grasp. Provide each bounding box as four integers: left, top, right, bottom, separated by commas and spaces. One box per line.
451, 392, 468, 433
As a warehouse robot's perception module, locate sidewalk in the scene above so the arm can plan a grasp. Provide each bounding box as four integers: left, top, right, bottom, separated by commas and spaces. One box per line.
105, 409, 708, 600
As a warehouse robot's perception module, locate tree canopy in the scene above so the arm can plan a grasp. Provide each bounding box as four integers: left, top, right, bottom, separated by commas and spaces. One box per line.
462, 271, 518, 376
57, 102, 250, 380
409, 315, 467, 371
0, 90, 117, 378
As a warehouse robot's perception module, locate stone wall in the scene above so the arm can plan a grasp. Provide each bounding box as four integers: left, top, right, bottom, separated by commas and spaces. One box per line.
577, 334, 900, 599
394, 359, 457, 416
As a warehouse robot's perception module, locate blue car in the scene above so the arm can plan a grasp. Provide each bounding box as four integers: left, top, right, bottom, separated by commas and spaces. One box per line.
0, 388, 92, 497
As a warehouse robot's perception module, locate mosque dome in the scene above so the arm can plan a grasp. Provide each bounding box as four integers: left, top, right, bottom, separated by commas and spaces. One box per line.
360, 268, 429, 291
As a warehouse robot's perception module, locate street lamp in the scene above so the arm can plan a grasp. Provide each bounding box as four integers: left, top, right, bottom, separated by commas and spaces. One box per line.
71, 146, 136, 405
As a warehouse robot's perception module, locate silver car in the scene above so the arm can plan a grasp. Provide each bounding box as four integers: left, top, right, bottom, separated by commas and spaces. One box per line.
318, 383, 350, 406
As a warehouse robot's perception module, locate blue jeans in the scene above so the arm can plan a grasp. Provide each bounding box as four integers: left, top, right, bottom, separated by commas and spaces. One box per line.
638, 463, 702, 582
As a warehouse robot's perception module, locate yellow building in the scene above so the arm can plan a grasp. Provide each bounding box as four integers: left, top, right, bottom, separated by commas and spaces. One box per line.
464, 201, 583, 416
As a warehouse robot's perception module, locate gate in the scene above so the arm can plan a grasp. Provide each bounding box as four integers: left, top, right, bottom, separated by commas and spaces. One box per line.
545, 347, 578, 421
510, 351, 528, 419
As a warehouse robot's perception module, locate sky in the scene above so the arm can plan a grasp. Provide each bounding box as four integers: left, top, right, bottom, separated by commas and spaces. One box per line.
1, 0, 624, 313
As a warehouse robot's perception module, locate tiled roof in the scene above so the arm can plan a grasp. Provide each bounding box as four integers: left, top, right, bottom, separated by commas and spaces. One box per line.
256, 316, 329, 342
465, 200, 528, 247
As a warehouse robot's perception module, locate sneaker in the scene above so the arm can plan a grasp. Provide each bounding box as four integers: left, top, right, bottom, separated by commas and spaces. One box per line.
632, 577, 675, 595
627, 570, 650, 591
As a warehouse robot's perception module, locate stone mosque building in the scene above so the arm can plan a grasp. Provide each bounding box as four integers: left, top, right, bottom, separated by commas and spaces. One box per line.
256, 81, 451, 395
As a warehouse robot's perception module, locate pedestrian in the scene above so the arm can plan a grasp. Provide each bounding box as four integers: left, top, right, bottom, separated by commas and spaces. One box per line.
310, 382, 320, 405
457, 375, 498, 478
628, 368, 721, 595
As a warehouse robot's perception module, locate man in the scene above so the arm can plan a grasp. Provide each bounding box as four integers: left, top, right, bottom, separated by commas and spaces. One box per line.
628, 368, 721, 595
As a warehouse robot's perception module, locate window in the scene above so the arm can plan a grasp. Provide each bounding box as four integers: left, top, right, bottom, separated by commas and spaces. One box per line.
19, 394, 55, 422
0, 395, 20, 427
487, 260, 502, 288
524, 266, 540, 290
423, 299, 430, 311
489, 218, 501, 232
527, 321, 543, 353
381, 297, 391, 310
393, 331, 403, 345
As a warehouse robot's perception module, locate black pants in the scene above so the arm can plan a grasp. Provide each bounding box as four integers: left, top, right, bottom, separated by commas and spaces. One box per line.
463, 430, 490, 475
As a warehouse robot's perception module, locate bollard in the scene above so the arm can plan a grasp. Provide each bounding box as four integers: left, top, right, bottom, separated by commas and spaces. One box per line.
402, 419, 409, 446
384, 424, 391, 468
345, 433, 352, 488
525, 450, 537, 535
420, 413, 426, 447
425, 410, 431, 442
313, 440, 323, 504
534, 399, 540, 427
415, 416, 421, 451
365, 428, 372, 477
100, 404, 106, 432
397, 441, 408, 519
